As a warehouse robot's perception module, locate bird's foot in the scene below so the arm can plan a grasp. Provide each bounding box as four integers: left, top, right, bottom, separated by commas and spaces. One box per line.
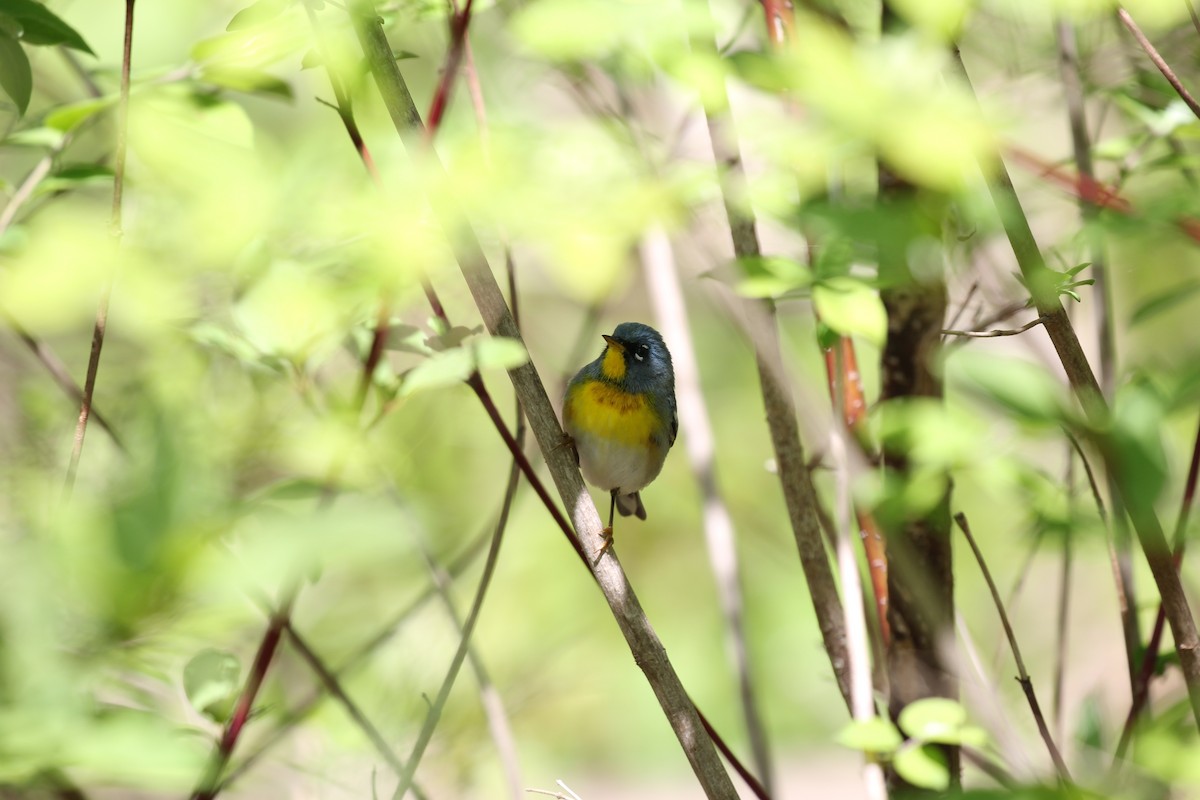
591, 527, 613, 566
556, 432, 579, 466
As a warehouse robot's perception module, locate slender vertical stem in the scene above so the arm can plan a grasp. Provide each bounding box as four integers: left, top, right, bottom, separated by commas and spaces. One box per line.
642, 227, 775, 794
954, 514, 1072, 784
63, 0, 135, 494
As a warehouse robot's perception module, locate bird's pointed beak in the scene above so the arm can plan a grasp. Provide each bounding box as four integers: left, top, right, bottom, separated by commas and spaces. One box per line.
602, 334, 624, 353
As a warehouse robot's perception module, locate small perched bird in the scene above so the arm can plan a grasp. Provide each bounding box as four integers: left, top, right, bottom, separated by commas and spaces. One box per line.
562, 322, 677, 544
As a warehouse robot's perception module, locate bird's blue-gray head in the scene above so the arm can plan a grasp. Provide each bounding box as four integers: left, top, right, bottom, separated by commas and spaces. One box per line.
598, 322, 674, 393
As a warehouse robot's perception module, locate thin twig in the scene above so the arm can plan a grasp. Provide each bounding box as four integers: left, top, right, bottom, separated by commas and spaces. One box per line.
283, 622, 426, 794
641, 227, 775, 794
954, 513, 1072, 783
63, 0, 135, 494
7, 318, 122, 447
941, 316, 1046, 338
390, 449, 513, 800
418, 501, 524, 800
219, 527, 493, 789
1117, 7, 1200, 120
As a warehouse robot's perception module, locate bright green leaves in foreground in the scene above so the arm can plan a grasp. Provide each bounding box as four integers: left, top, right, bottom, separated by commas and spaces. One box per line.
0, 0, 93, 115
838, 699, 987, 790
183, 649, 241, 723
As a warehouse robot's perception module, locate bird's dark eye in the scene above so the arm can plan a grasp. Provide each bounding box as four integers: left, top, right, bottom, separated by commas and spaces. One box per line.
633, 343, 649, 362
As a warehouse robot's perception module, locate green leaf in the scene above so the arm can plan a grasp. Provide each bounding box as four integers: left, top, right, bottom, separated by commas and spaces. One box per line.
401, 348, 474, 396
813, 277, 887, 346
3, 125, 62, 147
426, 324, 481, 352
953, 354, 1068, 425
380, 323, 428, 355
893, 742, 950, 790
45, 94, 118, 132
33, 163, 114, 197
183, 649, 241, 722
836, 717, 903, 754
227, 0, 290, 31
898, 697, 969, 743
1109, 379, 1169, 507
199, 66, 294, 100
0, 0, 93, 53
1131, 279, 1200, 327
735, 256, 811, 298
0, 31, 31, 115
474, 337, 529, 371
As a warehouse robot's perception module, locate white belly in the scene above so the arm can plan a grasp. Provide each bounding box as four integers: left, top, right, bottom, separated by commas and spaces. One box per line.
572, 429, 664, 494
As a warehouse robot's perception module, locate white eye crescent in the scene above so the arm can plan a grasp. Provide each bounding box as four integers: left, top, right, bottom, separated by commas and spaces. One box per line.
634, 344, 648, 362
633, 352, 644, 361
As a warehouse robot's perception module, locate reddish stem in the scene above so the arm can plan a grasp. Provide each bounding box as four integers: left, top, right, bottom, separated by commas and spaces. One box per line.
190, 595, 296, 800
1005, 146, 1200, 244
424, 0, 476, 140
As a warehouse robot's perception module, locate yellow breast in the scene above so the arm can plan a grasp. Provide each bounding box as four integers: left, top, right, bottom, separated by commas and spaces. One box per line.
565, 381, 661, 447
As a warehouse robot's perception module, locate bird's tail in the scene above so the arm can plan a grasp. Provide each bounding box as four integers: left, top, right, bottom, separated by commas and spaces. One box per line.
615, 491, 646, 520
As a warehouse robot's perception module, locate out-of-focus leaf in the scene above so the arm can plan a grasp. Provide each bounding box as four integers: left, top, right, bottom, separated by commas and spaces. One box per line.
1131, 279, 1200, 327
45, 95, 118, 132
33, 163, 114, 197
898, 697, 969, 743
199, 66, 293, 100
813, 277, 886, 346
182, 649, 240, 722
4, 125, 63, 147
474, 337, 529, 371
401, 347, 474, 396
426, 324, 481, 352
735, 256, 810, 298
0, 223, 26, 253
0, 0, 93, 52
0, 31, 31, 115
1109, 379, 1169, 507
836, 717, 903, 754
887, 0, 971, 39
227, 0, 289, 30
954, 354, 1069, 426
191, 10, 306, 69
893, 742, 950, 790
381, 323, 428, 355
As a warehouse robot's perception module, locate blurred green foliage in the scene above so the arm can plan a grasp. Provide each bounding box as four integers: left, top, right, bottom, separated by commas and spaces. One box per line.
3, 0, 1200, 797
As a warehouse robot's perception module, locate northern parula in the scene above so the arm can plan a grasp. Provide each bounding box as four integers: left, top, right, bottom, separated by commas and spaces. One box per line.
563, 322, 678, 530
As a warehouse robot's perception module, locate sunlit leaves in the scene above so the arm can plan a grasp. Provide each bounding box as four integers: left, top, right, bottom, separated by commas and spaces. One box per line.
511, 0, 715, 68
888, 0, 972, 40
441, 124, 676, 301
730, 23, 995, 191
735, 256, 810, 298
183, 649, 241, 722
813, 277, 887, 346
836, 717, 903, 752
836, 699, 984, 789
898, 697, 988, 747
400, 336, 529, 396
